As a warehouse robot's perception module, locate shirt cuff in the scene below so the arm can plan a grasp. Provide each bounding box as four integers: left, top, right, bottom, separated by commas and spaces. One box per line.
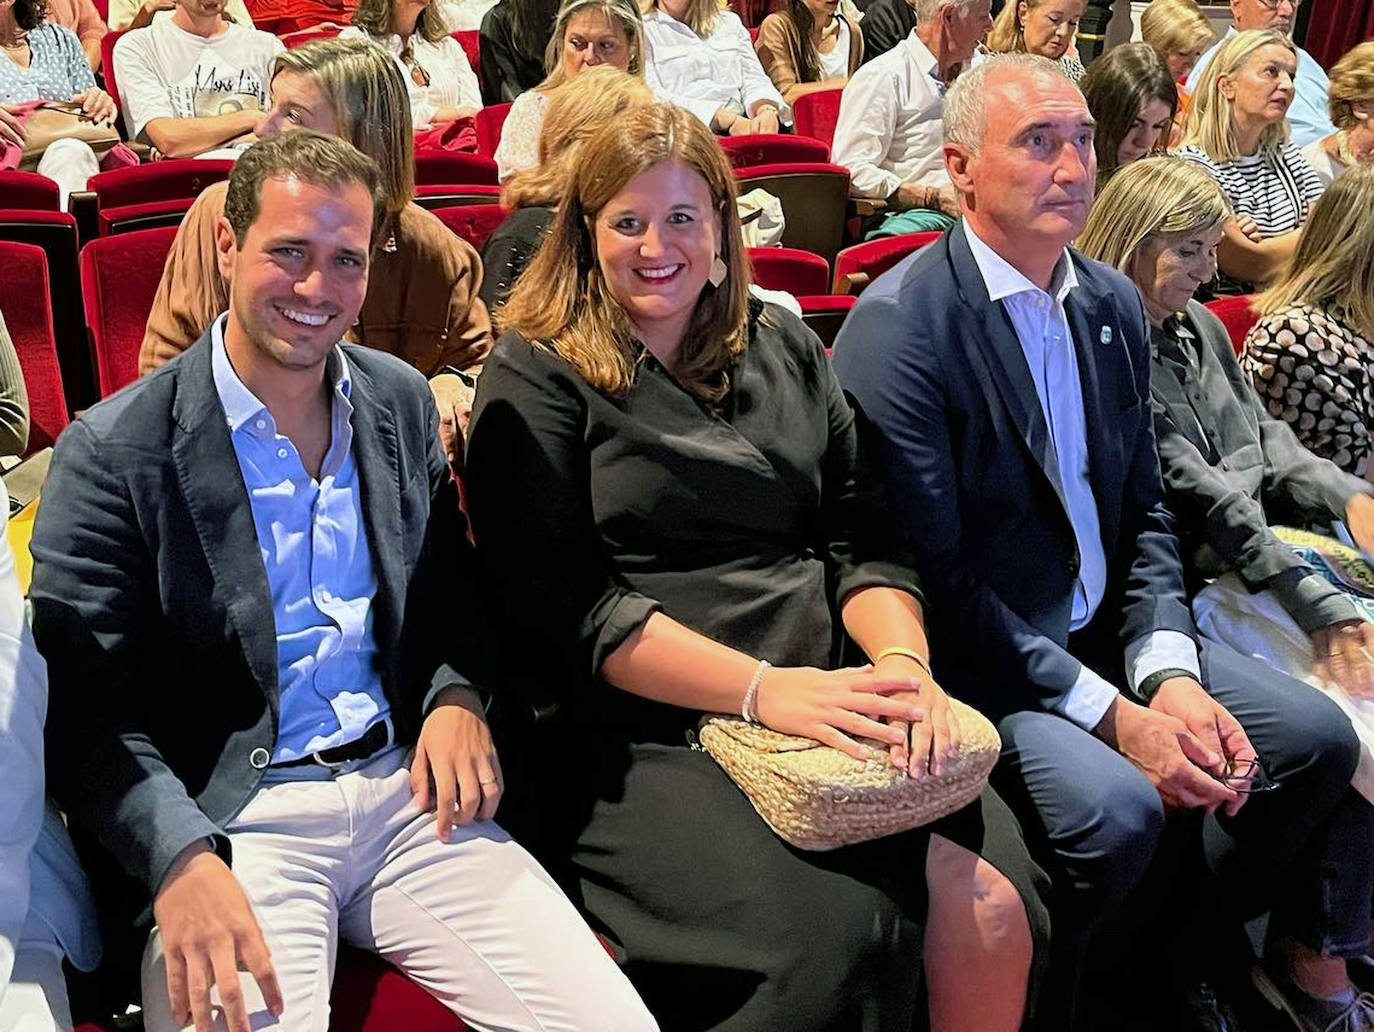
1125, 630, 1200, 695
1051, 663, 1120, 730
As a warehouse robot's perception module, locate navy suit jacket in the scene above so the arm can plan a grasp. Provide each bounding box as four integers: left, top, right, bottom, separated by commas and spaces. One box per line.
31, 331, 492, 904
832, 226, 1197, 720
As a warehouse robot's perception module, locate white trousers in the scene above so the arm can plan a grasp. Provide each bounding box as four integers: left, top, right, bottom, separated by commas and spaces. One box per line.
0, 934, 72, 1032
33, 139, 98, 210
141, 748, 656, 1032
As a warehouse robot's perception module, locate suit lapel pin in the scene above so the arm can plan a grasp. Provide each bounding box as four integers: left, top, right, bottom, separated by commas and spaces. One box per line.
1100, 326, 1113, 344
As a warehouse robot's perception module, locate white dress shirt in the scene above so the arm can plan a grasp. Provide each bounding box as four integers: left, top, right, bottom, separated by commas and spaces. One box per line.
338, 26, 481, 130
831, 30, 950, 200
963, 222, 1201, 727
641, 6, 787, 128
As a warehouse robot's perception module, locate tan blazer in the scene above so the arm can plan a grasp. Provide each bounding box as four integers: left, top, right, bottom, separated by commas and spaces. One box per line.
139, 182, 492, 378
753, 10, 863, 104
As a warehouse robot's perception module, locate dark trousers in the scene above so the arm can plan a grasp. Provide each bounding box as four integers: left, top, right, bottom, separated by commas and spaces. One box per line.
994, 638, 1366, 1028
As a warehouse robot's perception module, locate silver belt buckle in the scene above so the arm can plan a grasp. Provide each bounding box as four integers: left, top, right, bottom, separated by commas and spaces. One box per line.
312, 716, 393, 768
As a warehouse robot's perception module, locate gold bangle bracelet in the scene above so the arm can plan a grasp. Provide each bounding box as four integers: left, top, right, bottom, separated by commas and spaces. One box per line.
873, 646, 931, 672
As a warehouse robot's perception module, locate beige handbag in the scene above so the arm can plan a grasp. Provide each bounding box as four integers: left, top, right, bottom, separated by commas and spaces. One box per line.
19, 102, 122, 171
697, 698, 1001, 851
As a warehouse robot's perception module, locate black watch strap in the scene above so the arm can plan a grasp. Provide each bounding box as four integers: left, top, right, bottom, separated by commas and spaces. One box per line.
1137, 667, 1196, 701
440, 366, 477, 388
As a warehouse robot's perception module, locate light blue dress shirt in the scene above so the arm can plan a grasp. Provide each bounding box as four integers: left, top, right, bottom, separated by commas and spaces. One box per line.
963, 224, 1200, 728
211, 317, 390, 764
1185, 27, 1336, 149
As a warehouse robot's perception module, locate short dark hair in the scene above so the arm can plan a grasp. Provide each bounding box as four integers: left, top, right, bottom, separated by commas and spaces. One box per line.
223, 130, 384, 247
13, 0, 51, 31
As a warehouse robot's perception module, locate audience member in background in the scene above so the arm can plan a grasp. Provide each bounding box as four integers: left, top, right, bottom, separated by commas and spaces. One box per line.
832, 0, 990, 237
640, 0, 785, 134
1079, 41, 1176, 188
112, 0, 282, 158
1302, 41, 1374, 187
342, 0, 481, 137
857, 0, 912, 63
833, 54, 1364, 1029
465, 100, 1045, 1032
107, 0, 250, 29
1243, 166, 1374, 481
0, 0, 118, 205
1178, 29, 1323, 293
493, 0, 643, 182
0, 312, 27, 460
980, 0, 1084, 80
33, 130, 658, 1032
1185, 0, 1332, 147
43, 0, 105, 71
479, 0, 559, 102
485, 65, 651, 307
754, 0, 862, 106
1079, 156, 1374, 1031
1140, 0, 1214, 84
0, 478, 100, 1032
142, 38, 489, 458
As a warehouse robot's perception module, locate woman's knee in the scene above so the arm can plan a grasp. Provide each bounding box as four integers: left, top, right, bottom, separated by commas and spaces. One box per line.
927, 838, 1034, 963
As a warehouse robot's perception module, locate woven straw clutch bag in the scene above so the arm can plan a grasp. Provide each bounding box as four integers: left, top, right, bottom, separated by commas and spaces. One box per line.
697, 698, 1001, 851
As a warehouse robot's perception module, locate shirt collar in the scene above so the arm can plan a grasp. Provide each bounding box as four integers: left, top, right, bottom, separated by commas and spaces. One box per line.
901, 30, 942, 84
962, 220, 1078, 305
210, 313, 353, 435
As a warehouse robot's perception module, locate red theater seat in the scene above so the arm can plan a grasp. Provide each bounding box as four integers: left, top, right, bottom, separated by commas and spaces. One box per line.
1204, 294, 1259, 356
432, 203, 507, 250
0, 241, 70, 454
832, 230, 943, 294
414, 151, 500, 186
453, 30, 480, 73
81, 226, 179, 397
791, 88, 842, 149
797, 293, 856, 350
100, 28, 128, 133
747, 246, 830, 295
719, 133, 829, 168
413, 184, 503, 209
0, 171, 60, 211
281, 22, 343, 45
474, 102, 511, 158
90, 160, 233, 235
734, 162, 850, 267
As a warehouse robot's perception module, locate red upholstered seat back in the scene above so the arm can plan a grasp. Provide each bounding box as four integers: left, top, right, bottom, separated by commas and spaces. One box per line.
0, 171, 60, 211
791, 88, 843, 149
90, 160, 233, 235
432, 203, 507, 250
1204, 294, 1259, 356
81, 226, 179, 397
733, 162, 850, 267
747, 246, 831, 295
413, 151, 500, 187
474, 102, 511, 158
832, 230, 943, 294
719, 133, 830, 168
0, 241, 70, 454
453, 30, 480, 72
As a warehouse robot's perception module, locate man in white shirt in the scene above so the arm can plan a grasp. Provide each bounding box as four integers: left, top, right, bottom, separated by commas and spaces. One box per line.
834, 53, 1372, 1030
107, 0, 253, 32
1184, 0, 1334, 147
112, 0, 283, 158
831, 0, 991, 232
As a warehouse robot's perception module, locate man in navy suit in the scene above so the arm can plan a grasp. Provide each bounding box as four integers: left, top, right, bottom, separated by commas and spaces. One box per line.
833, 53, 1372, 1029
31, 131, 655, 1032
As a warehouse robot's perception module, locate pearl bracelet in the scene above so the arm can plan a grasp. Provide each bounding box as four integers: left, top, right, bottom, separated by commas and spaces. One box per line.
742, 659, 770, 724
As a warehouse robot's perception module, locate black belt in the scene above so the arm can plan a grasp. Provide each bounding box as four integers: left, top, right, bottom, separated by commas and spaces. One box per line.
273, 718, 392, 769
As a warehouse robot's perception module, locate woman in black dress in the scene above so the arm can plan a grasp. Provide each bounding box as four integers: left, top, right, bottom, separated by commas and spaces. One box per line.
464, 102, 1048, 1031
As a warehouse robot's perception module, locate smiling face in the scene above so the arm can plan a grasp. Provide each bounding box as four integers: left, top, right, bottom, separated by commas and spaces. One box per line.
1221, 42, 1297, 128
562, 7, 630, 78
1019, 0, 1084, 61
1129, 222, 1224, 325
258, 70, 340, 140
593, 158, 721, 360
1117, 96, 1173, 166
217, 174, 372, 376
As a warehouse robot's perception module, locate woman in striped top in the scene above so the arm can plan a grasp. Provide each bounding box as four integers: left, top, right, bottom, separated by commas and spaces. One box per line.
1177, 29, 1325, 293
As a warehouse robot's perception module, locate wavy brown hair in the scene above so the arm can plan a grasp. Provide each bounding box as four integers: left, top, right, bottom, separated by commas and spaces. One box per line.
1080, 42, 1177, 187
498, 102, 750, 403
352, 0, 448, 44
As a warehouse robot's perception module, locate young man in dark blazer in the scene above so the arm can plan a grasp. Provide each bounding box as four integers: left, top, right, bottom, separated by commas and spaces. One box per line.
833, 53, 1367, 1030
31, 132, 655, 1032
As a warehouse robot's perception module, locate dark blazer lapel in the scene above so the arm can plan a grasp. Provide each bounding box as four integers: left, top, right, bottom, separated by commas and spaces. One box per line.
169, 332, 279, 708
946, 228, 1072, 516
1064, 267, 1128, 550
346, 358, 403, 658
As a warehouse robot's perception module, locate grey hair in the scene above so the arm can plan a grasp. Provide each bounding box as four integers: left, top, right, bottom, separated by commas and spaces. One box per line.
943, 52, 1068, 150
913, 0, 976, 24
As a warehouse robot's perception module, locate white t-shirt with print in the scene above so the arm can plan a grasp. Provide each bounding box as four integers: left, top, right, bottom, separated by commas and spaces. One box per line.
113, 18, 283, 140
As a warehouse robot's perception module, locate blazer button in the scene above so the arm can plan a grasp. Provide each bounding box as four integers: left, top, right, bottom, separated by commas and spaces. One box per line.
1064, 556, 1080, 577
249, 747, 271, 770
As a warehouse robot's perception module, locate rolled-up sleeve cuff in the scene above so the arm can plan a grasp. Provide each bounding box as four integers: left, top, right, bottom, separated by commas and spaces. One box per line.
422, 664, 482, 715
1051, 663, 1121, 730
834, 561, 925, 613
1125, 630, 1200, 695
586, 592, 662, 678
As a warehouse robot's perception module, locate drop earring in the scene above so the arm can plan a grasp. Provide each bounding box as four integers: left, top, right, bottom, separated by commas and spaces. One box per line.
709, 254, 728, 287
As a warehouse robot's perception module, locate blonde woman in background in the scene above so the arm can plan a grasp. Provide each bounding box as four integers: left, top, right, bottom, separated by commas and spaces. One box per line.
1302, 41, 1374, 186
493, 0, 644, 181
1242, 165, 1374, 480
639, 0, 785, 133
1140, 0, 1216, 142
979, 0, 1085, 80
1177, 28, 1324, 292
